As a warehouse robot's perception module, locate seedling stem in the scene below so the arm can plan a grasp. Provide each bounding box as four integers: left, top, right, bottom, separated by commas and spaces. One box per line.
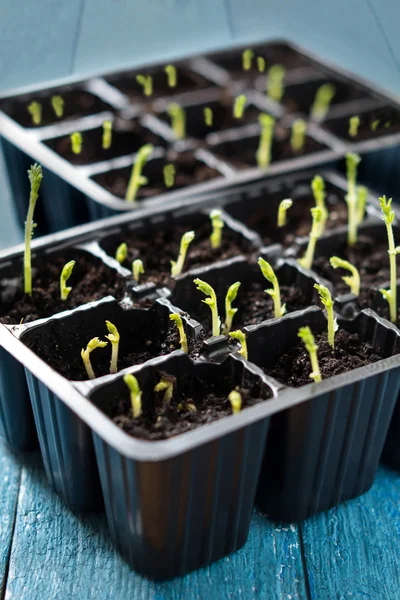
133, 259, 144, 284
115, 243, 128, 264
165, 65, 177, 87
234, 95, 247, 119
163, 163, 175, 188
290, 119, 307, 152
277, 198, 293, 228
267, 65, 286, 102
169, 313, 188, 354
311, 175, 328, 233
242, 49, 254, 70
126, 143, 153, 202
330, 256, 360, 296
258, 257, 286, 318
24, 164, 43, 296
51, 96, 64, 118
194, 279, 220, 336
60, 260, 76, 301
257, 113, 275, 169
224, 282, 241, 334
298, 207, 323, 271
105, 321, 120, 374
171, 231, 195, 276
379, 195, 400, 322
310, 83, 336, 121
102, 120, 112, 150
314, 284, 337, 349
349, 116, 360, 137
71, 132, 82, 155
136, 74, 152, 96
81, 338, 108, 380
298, 326, 321, 382
27, 102, 42, 125
167, 103, 186, 139
229, 390, 242, 414
209, 209, 224, 249
345, 152, 361, 246
229, 330, 248, 360
124, 374, 142, 417
154, 376, 174, 404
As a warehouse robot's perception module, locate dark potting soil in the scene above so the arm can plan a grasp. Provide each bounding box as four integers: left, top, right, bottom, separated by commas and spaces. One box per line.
266, 329, 381, 388
91, 151, 221, 200
322, 105, 400, 143
282, 79, 369, 116
0, 251, 126, 325
44, 120, 167, 165
0, 89, 112, 129
105, 371, 270, 440
101, 221, 249, 288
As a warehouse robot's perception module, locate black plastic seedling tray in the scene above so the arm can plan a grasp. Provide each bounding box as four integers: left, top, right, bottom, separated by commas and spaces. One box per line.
1, 39, 399, 234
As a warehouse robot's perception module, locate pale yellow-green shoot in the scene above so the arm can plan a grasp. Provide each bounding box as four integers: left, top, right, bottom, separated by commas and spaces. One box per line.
267, 65, 286, 102
298, 207, 323, 271
357, 185, 368, 225
298, 326, 321, 383
242, 48, 254, 71
102, 120, 112, 150
349, 115, 360, 137
51, 95, 64, 118
169, 313, 188, 354
125, 143, 153, 202
330, 256, 360, 297
310, 83, 336, 121
314, 284, 338, 350
312, 175, 328, 234
105, 321, 120, 374
291, 119, 307, 153
257, 56, 266, 73
24, 164, 43, 296
379, 195, 400, 323
81, 337, 108, 380
258, 257, 286, 318
345, 152, 362, 246
210, 209, 224, 249
194, 278, 220, 337
277, 198, 293, 228
204, 107, 213, 127
71, 132, 83, 155
163, 163, 175, 188
371, 120, 380, 131
229, 330, 248, 360
234, 95, 247, 119
60, 260, 76, 301
115, 242, 128, 264
132, 259, 144, 284
27, 101, 42, 125
136, 74, 152, 97
228, 390, 242, 414
167, 103, 186, 139
164, 64, 177, 88
224, 282, 241, 334
257, 113, 275, 169
154, 376, 174, 405
171, 231, 195, 277
124, 374, 142, 418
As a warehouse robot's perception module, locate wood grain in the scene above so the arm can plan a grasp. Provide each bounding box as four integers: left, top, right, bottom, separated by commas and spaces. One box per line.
0, 442, 21, 597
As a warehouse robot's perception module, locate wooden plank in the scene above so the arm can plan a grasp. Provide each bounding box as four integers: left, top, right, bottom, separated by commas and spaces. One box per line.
301, 466, 400, 599
5, 452, 307, 599
0, 442, 21, 596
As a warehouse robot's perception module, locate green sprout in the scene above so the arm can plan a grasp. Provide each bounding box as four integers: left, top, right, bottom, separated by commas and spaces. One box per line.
229, 330, 248, 360
154, 375, 174, 405
349, 115, 360, 137
71, 132, 83, 155
102, 120, 112, 150
385, 121, 391, 128
171, 231, 195, 277
298, 326, 321, 383
379, 196, 400, 323
228, 390, 242, 414
123, 374, 142, 418
257, 56, 266, 73
115, 242, 128, 264
210, 209, 224, 249
256, 113, 275, 169
136, 74, 153, 96
277, 198, 293, 228
204, 107, 213, 127
298, 207, 323, 271
194, 278, 220, 337
371, 120, 380, 131
105, 321, 120, 375
51, 95, 64, 118
224, 282, 241, 334
27, 101, 42, 125
125, 143, 153, 202
132, 259, 144, 284
310, 83, 336, 121
345, 152, 362, 246
24, 164, 43, 296
330, 256, 360, 297
81, 337, 108, 380
164, 64, 177, 88
163, 163, 175, 188
258, 257, 286, 318
290, 119, 307, 152
234, 95, 247, 119
169, 313, 188, 354
312, 175, 328, 234
60, 260, 76, 301
167, 103, 186, 139
266, 65, 286, 102
242, 48, 254, 70
314, 284, 338, 350
357, 185, 368, 225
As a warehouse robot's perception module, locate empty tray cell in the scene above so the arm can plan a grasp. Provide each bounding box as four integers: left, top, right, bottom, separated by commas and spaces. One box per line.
44, 118, 168, 166
0, 87, 113, 129
322, 105, 400, 142
91, 150, 223, 200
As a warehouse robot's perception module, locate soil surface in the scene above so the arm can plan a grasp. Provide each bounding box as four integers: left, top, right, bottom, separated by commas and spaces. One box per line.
103, 371, 270, 440
0, 251, 126, 325
322, 105, 400, 143
1, 89, 112, 129
266, 329, 381, 387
